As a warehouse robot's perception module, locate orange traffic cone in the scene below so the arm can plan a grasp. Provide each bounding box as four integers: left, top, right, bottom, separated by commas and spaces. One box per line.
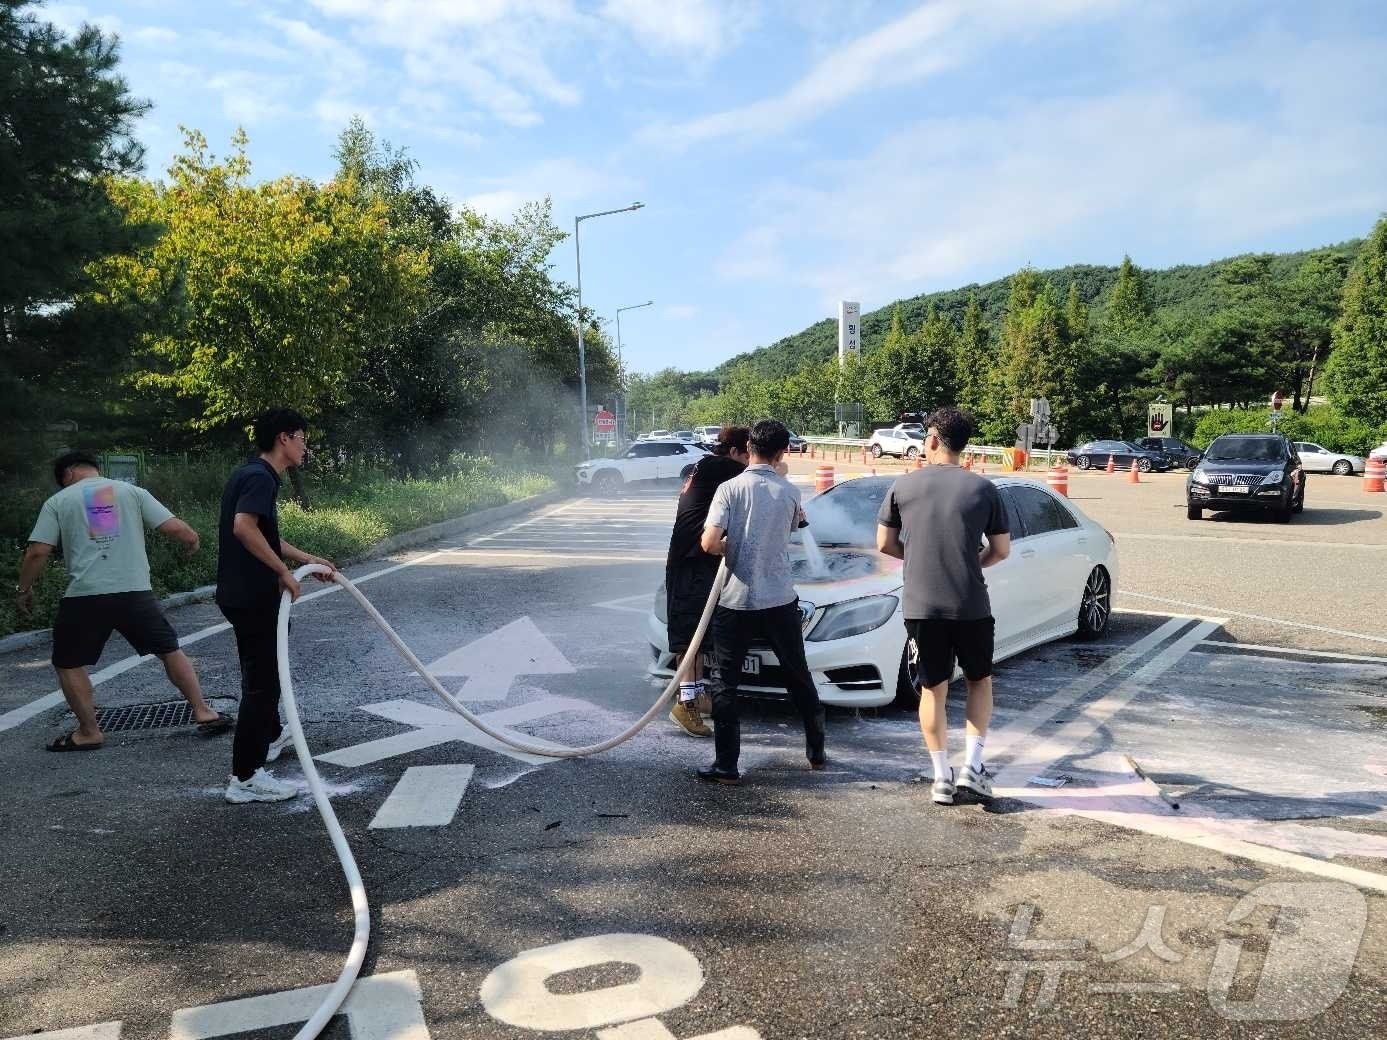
1127, 460, 1141, 484
1105, 454, 1116, 474
815, 464, 835, 492
1363, 457, 1385, 493
1047, 463, 1069, 497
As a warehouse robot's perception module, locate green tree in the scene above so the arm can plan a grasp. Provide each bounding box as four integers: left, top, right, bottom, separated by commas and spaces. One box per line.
1104, 255, 1147, 339
1325, 216, 1387, 428
96, 129, 430, 466
0, 1, 151, 473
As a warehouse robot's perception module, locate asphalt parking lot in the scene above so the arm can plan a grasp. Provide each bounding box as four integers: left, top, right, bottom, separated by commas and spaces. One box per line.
1, 474, 1384, 1039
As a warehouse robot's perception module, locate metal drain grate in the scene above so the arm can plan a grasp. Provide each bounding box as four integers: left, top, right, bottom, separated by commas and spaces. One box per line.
92, 702, 195, 732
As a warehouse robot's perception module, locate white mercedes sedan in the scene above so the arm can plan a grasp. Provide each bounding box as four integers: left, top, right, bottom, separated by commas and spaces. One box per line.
647, 475, 1118, 709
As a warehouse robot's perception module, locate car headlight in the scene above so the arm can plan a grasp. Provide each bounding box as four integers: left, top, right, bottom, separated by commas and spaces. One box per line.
807, 594, 898, 642
653, 583, 667, 624
1260, 469, 1284, 485
1191, 467, 1208, 483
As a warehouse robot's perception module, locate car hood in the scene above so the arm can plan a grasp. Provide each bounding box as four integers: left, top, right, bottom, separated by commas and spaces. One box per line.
1196, 457, 1287, 474
789, 548, 903, 606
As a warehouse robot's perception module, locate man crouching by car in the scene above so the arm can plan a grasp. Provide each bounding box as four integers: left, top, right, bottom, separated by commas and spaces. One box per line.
664, 425, 750, 736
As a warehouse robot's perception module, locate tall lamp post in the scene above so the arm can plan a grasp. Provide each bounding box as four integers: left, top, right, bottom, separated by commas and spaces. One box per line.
614, 299, 653, 445
575, 202, 644, 458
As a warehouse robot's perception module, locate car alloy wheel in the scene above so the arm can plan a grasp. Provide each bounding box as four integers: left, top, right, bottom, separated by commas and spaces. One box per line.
906, 446, 920, 460
1075, 455, 1091, 470
593, 471, 622, 497
1138, 457, 1152, 472
1332, 459, 1352, 476
1077, 567, 1111, 639
871, 444, 883, 458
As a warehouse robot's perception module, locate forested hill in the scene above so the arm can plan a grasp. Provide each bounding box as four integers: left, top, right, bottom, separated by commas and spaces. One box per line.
716, 241, 1364, 379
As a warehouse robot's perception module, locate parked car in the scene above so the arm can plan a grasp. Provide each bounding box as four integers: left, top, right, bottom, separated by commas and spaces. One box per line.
1135, 437, 1202, 469
787, 431, 808, 453
647, 475, 1117, 709
576, 440, 708, 494
1066, 439, 1176, 472
641, 429, 673, 442
1187, 434, 1304, 522
693, 425, 723, 448
1293, 441, 1364, 476
1368, 440, 1387, 461
868, 428, 925, 459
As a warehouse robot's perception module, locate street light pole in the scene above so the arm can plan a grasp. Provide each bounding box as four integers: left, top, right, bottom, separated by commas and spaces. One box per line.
614, 300, 653, 446
574, 202, 644, 459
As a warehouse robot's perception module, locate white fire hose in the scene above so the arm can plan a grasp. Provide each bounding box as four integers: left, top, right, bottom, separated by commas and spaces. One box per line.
275, 559, 728, 1040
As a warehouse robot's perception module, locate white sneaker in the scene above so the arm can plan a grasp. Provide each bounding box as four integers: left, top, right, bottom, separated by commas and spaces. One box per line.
225, 768, 298, 804
265, 728, 295, 763
957, 763, 995, 801
932, 768, 956, 806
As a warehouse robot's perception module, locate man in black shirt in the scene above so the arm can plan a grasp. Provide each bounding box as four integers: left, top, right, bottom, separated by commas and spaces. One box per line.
217, 408, 336, 804
876, 406, 1010, 807
665, 426, 749, 736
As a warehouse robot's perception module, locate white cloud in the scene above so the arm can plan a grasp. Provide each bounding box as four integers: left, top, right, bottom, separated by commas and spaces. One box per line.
600, 0, 755, 60
664, 304, 698, 320
456, 157, 643, 221
646, 0, 1126, 148
130, 26, 178, 46
717, 37, 1387, 309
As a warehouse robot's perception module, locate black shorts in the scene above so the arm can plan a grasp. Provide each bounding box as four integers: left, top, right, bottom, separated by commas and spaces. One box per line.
51, 591, 180, 669
906, 617, 995, 689
666, 557, 720, 654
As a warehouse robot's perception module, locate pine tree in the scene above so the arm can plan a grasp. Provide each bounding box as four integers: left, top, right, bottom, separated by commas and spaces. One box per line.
1325, 216, 1387, 428
1105, 255, 1148, 339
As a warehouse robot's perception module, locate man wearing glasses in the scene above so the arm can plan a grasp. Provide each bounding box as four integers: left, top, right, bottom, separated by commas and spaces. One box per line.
216, 408, 336, 803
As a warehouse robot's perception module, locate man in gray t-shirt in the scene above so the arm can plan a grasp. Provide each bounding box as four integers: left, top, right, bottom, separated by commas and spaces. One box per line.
877, 407, 1010, 807
698, 420, 826, 784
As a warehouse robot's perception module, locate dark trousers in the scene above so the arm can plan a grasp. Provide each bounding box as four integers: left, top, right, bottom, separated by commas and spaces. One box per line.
221, 606, 284, 781
710, 601, 826, 771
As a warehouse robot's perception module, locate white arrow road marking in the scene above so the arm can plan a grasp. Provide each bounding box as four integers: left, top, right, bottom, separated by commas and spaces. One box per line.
317, 696, 592, 767
594, 592, 655, 615
425, 617, 576, 702
369, 764, 475, 829
169, 970, 429, 1040
3, 1025, 122, 1040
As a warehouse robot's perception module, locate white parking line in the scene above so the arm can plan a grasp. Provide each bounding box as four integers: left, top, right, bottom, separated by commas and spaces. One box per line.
1198, 641, 1387, 665
468, 500, 582, 544
1119, 590, 1387, 646
994, 621, 1218, 787
1115, 532, 1386, 550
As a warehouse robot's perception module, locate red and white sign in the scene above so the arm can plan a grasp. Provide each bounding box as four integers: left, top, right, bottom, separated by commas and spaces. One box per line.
1271, 391, 1284, 412
593, 409, 616, 433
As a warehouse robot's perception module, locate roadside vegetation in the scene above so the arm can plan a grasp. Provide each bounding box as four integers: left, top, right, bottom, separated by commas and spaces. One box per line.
0, 454, 556, 639
629, 223, 1387, 452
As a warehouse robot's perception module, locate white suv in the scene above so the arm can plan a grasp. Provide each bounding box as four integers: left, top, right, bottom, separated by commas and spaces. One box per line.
576, 440, 708, 494
868, 428, 924, 459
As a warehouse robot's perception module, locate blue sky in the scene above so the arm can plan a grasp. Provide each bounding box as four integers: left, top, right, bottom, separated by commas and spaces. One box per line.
46, 0, 1387, 375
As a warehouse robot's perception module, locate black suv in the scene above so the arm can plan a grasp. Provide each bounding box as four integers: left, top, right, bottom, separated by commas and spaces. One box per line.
1136, 436, 1202, 469
1187, 435, 1304, 522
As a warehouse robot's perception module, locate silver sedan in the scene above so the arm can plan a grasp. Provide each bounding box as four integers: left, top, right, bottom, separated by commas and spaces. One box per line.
1294, 441, 1364, 475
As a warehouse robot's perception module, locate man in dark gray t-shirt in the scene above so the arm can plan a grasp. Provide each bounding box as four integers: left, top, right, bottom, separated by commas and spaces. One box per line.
877, 406, 1010, 807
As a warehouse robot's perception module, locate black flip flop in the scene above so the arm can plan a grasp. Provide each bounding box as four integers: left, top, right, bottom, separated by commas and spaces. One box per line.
47, 731, 103, 752
195, 712, 237, 736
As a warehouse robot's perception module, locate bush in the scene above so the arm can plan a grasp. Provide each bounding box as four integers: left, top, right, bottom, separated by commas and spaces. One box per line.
1192, 405, 1379, 454
1, 454, 555, 638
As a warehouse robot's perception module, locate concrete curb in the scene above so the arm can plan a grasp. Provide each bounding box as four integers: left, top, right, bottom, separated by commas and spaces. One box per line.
0, 486, 571, 657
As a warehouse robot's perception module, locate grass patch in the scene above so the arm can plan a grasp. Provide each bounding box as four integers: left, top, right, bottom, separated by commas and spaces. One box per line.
0, 455, 556, 639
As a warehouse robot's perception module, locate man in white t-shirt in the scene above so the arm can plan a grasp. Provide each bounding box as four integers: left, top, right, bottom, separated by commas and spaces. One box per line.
17, 451, 231, 751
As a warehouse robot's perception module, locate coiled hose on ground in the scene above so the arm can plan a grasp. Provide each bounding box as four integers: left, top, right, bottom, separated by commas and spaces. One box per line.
275, 558, 728, 1040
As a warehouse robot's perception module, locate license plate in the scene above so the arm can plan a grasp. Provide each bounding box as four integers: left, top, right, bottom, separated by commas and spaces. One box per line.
1222, 485, 1251, 494
699, 652, 762, 675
